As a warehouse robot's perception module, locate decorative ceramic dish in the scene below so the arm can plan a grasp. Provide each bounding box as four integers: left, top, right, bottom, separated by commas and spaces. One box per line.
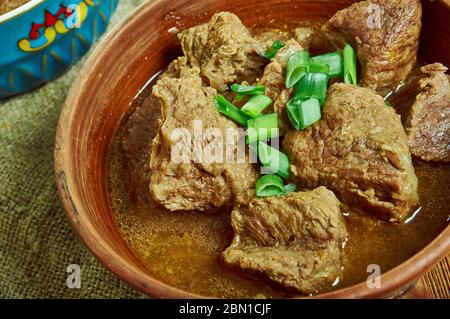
55, 0, 450, 298
0, 0, 118, 99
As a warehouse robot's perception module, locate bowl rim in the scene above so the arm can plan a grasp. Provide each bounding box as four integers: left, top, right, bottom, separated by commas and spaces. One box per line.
55, 0, 450, 299
0, 0, 45, 24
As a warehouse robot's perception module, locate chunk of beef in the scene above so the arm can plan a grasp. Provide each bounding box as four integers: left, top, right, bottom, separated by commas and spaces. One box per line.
178, 12, 265, 91
260, 39, 303, 101
122, 94, 161, 205
406, 63, 450, 163
283, 83, 419, 222
255, 27, 314, 53
259, 39, 304, 134
122, 58, 190, 205
293, 27, 315, 51
150, 63, 258, 212
388, 67, 424, 122
222, 187, 347, 294
325, 0, 422, 94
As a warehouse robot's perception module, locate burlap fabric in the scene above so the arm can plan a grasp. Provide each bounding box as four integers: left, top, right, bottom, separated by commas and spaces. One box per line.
0, 0, 146, 298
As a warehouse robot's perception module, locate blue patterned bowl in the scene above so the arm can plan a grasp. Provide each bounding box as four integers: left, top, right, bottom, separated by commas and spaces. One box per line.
0, 0, 119, 99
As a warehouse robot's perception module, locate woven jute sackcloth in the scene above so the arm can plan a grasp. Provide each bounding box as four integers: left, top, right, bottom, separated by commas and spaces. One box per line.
0, 0, 448, 299
0, 0, 146, 298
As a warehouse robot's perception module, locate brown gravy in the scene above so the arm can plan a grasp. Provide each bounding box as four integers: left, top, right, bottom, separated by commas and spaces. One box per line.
107, 28, 449, 298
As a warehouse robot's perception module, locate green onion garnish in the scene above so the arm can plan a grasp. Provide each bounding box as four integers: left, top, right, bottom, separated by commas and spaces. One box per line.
294, 72, 329, 105
255, 174, 286, 197
311, 52, 344, 78
241, 95, 272, 117
264, 40, 285, 60
246, 113, 279, 145
232, 84, 265, 102
235, 95, 244, 102
286, 50, 310, 88
298, 97, 322, 129
284, 183, 297, 194
231, 84, 265, 95
343, 44, 357, 85
258, 142, 290, 179
286, 97, 322, 130
286, 98, 301, 131
308, 62, 330, 75
214, 95, 250, 126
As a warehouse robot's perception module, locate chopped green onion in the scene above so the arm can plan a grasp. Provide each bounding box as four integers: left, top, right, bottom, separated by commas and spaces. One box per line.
286, 98, 301, 130
284, 183, 297, 194
294, 72, 329, 105
231, 84, 265, 95
286, 50, 310, 88
214, 95, 250, 126
246, 113, 279, 145
241, 95, 273, 117
308, 62, 329, 75
384, 100, 392, 107
258, 142, 290, 179
287, 97, 322, 130
264, 40, 285, 59
298, 97, 322, 130
235, 94, 245, 102
255, 174, 286, 197
232, 84, 265, 102
311, 52, 343, 78
343, 44, 357, 85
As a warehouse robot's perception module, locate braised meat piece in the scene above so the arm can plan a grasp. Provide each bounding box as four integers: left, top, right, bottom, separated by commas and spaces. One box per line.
150, 62, 258, 212
178, 12, 265, 91
260, 39, 303, 101
255, 27, 314, 53
222, 187, 348, 294
325, 0, 422, 94
283, 83, 419, 222
122, 58, 191, 205
122, 94, 161, 205
406, 63, 450, 163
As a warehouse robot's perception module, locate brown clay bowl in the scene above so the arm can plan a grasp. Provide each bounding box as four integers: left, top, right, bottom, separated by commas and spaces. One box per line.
55, 0, 450, 298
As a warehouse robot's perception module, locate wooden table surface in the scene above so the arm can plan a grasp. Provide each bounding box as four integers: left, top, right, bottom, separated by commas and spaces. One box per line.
417, 255, 449, 299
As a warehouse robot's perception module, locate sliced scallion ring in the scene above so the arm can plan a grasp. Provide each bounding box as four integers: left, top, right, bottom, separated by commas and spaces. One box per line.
286, 50, 310, 88
284, 183, 297, 194
241, 95, 273, 117
231, 83, 265, 95
214, 95, 250, 126
308, 62, 330, 75
246, 113, 279, 145
286, 98, 301, 131
311, 52, 344, 78
255, 174, 286, 197
294, 72, 329, 106
298, 97, 322, 130
258, 142, 290, 179
343, 44, 357, 85
264, 40, 285, 59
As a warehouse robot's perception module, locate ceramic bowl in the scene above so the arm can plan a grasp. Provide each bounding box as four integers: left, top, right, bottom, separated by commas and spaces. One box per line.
55, 0, 450, 298
0, 0, 118, 99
